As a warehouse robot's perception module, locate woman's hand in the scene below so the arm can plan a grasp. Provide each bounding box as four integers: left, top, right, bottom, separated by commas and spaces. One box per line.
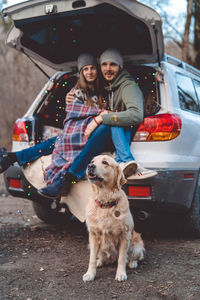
100, 110, 109, 115
85, 115, 103, 139
66, 88, 75, 104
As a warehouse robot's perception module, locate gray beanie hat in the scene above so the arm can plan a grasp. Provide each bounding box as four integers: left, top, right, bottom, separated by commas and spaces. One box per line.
77, 53, 98, 72
100, 48, 123, 68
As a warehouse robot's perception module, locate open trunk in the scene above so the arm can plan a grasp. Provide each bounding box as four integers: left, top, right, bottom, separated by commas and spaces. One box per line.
34, 66, 160, 141
3, 0, 164, 71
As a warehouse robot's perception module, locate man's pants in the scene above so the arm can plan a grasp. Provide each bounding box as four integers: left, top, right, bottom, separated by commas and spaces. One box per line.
111, 127, 134, 163
16, 125, 112, 179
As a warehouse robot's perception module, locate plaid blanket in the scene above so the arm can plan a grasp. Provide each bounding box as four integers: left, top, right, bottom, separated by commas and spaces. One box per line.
45, 102, 102, 184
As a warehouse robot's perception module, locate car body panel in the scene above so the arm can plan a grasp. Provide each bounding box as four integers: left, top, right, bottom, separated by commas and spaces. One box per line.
131, 62, 200, 170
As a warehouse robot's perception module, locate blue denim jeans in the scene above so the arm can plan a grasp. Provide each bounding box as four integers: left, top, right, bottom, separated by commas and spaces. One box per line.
16, 137, 57, 165
15, 125, 134, 179
16, 125, 112, 179
68, 124, 112, 178
111, 127, 135, 163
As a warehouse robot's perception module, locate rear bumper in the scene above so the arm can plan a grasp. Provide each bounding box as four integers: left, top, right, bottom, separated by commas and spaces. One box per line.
3, 164, 48, 203
4, 165, 198, 213
125, 168, 198, 213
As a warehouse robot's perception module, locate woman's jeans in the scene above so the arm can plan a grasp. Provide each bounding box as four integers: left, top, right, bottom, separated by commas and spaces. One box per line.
15, 125, 134, 179
16, 125, 112, 179
16, 137, 57, 165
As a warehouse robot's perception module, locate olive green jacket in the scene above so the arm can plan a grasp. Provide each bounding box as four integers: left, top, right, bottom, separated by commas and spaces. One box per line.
102, 69, 144, 127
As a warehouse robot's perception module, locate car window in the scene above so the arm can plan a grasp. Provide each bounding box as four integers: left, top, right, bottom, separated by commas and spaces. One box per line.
176, 73, 200, 113
193, 80, 200, 103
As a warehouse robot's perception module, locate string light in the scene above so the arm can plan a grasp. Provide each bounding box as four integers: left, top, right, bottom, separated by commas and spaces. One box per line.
41, 72, 158, 130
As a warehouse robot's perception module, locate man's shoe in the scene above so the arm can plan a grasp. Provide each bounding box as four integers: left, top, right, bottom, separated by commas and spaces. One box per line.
119, 160, 138, 178
0, 148, 13, 174
38, 173, 75, 199
127, 165, 157, 180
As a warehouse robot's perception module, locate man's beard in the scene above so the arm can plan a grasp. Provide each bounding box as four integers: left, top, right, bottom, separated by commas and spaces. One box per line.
104, 72, 116, 83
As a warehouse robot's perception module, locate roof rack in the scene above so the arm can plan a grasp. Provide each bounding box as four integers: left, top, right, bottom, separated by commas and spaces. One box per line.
163, 53, 200, 78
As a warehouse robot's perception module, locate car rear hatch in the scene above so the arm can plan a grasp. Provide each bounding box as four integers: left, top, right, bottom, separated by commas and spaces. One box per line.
2, 0, 164, 70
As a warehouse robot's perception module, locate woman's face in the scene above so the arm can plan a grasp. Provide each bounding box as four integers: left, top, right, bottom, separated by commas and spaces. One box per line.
82, 65, 98, 83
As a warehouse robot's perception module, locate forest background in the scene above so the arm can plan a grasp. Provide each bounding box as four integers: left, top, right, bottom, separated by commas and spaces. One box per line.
0, 0, 199, 149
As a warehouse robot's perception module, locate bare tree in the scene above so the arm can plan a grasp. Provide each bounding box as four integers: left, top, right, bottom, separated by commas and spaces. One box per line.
193, 0, 200, 69
182, 0, 193, 64
140, 0, 200, 68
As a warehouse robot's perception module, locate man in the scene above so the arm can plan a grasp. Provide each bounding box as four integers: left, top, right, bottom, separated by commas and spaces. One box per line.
0, 49, 157, 198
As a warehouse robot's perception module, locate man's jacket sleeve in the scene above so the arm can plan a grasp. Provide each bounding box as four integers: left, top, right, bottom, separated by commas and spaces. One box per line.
102, 82, 144, 127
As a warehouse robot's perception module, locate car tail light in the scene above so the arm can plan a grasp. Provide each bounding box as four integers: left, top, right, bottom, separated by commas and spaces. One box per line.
129, 186, 151, 197
9, 179, 21, 189
13, 119, 29, 142
133, 113, 182, 142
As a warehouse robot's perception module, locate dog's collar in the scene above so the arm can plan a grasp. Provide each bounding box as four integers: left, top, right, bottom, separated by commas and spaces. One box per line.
95, 198, 119, 209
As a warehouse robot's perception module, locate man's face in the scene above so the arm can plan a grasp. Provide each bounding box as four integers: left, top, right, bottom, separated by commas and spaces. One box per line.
100, 62, 120, 83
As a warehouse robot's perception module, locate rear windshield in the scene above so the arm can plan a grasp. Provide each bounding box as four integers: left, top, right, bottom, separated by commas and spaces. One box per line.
36, 66, 159, 141
15, 3, 153, 66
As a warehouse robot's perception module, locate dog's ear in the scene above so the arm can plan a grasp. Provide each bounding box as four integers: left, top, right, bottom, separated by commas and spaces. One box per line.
117, 165, 127, 189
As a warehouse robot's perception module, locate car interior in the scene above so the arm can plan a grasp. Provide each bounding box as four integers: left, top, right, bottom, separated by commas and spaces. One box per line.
36, 65, 160, 141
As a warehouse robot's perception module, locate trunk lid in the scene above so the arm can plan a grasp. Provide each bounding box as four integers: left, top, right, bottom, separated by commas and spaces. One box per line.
3, 0, 164, 70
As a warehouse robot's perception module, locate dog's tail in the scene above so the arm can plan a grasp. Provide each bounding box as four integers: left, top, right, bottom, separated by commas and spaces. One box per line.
128, 230, 145, 269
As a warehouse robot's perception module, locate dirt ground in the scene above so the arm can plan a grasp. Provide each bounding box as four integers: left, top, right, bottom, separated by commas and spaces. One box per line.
0, 174, 200, 300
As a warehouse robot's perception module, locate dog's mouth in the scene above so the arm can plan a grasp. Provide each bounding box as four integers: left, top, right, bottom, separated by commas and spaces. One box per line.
87, 171, 104, 182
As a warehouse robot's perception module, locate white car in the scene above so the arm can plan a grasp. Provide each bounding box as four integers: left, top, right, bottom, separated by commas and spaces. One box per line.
2, 0, 200, 236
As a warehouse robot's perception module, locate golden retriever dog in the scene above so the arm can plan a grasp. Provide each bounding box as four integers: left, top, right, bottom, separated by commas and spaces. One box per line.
83, 154, 145, 282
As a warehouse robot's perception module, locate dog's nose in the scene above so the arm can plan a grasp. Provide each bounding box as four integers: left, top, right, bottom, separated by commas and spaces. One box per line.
88, 163, 96, 171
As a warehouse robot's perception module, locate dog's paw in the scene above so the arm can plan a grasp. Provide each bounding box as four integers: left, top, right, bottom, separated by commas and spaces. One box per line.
96, 258, 103, 268
128, 260, 138, 269
83, 272, 96, 282
115, 272, 127, 281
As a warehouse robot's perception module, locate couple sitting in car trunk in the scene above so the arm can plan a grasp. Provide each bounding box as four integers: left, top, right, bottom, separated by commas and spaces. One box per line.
0, 48, 157, 199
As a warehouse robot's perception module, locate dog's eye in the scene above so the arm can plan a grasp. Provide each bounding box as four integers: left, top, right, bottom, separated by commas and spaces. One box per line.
102, 160, 109, 165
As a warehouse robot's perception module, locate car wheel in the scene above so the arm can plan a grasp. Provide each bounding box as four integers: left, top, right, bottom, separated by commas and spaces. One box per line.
32, 199, 72, 224
183, 178, 200, 237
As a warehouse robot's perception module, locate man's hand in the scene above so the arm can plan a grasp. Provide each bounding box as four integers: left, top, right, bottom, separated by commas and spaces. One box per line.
85, 115, 103, 139
66, 88, 75, 104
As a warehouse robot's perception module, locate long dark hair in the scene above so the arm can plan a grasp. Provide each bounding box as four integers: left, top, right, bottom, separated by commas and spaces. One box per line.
74, 67, 103, 108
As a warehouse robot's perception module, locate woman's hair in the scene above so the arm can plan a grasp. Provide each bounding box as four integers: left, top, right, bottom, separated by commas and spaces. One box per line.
74, 67, 103, 108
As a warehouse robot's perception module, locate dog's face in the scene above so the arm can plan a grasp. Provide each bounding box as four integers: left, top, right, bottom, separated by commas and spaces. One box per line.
87, 155, 126, 190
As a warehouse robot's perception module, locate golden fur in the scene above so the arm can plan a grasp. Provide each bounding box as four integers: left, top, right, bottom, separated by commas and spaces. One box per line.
83, 154, 145, 282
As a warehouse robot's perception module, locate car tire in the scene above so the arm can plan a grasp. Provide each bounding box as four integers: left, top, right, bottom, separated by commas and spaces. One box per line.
32, 200, 72, 224
183, 177, 200, 237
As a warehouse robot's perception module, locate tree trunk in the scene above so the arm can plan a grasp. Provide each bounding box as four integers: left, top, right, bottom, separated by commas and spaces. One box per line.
182, 0, 193, 64
193, 0, 200, 69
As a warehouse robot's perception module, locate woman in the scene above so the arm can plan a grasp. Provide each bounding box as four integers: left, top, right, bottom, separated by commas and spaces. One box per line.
44, 54, 106, 187
39, 53, 137, 198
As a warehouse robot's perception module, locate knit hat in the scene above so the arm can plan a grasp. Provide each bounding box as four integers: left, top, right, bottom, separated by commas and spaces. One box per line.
100, 48, 123, 68
77, 53, 98, 72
